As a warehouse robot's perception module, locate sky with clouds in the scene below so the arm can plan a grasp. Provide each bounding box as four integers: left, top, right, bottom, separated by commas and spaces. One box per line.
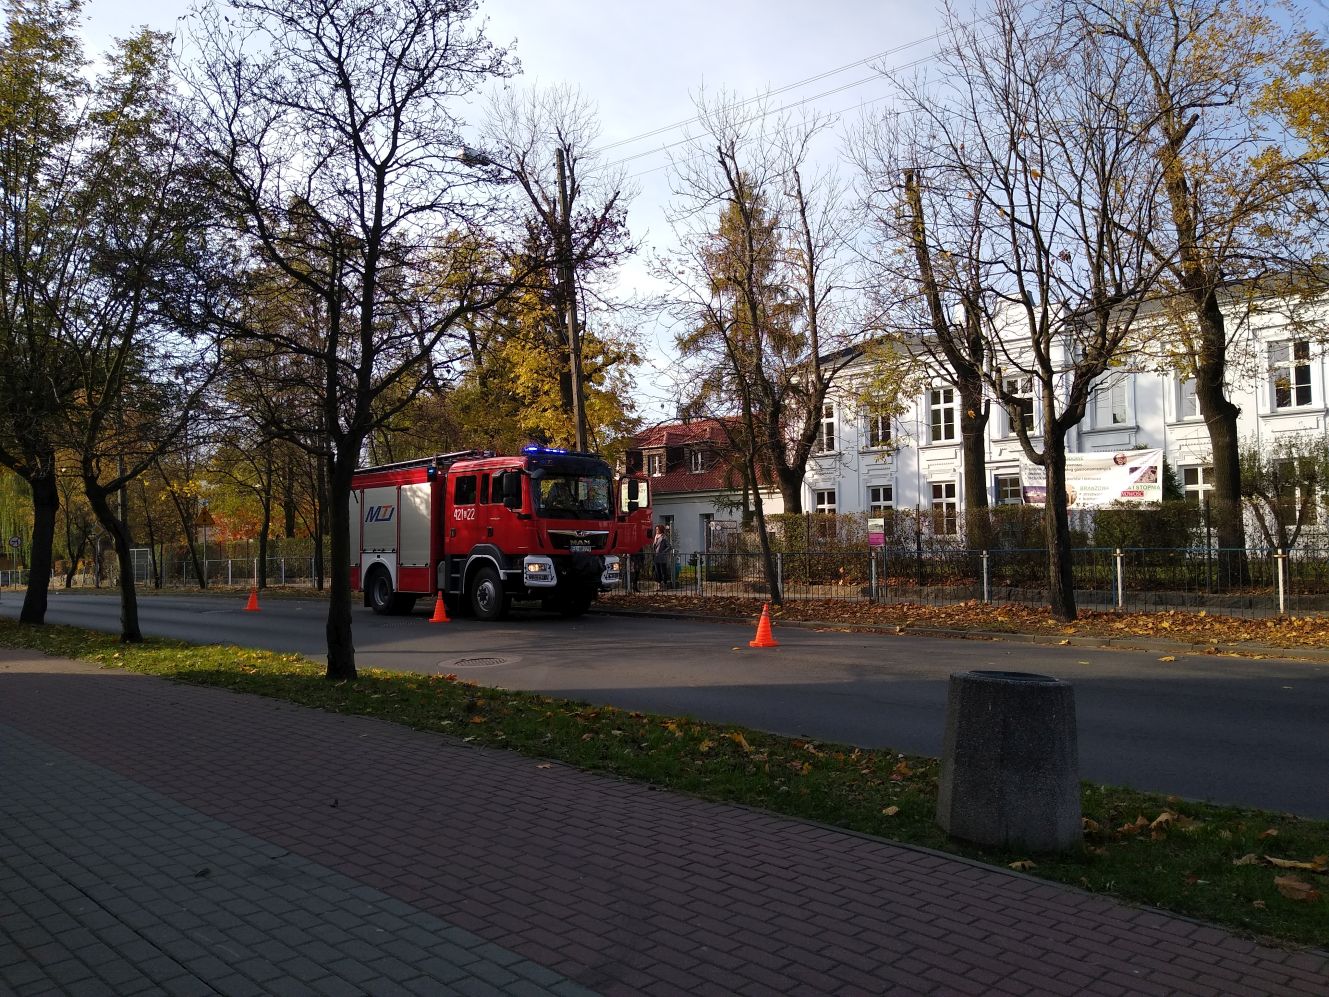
81, 0, 947, 424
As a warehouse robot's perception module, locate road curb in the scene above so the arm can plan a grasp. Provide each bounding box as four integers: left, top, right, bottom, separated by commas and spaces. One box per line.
591, 605, 1329, 663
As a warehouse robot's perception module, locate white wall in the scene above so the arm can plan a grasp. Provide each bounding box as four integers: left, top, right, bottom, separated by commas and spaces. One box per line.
804, 307, 1329, 520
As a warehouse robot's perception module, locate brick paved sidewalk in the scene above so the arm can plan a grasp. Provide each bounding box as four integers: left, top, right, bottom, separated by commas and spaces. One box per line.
0, 651, 1324, 997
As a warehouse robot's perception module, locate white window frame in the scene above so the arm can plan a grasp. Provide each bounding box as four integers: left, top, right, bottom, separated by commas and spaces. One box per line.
994, 474, 1023, 506
867, 484, 893, 516
929, 387, 957, 444
817, 403, 837, 453
689, 449, 704, 473
1182, 466, 1213, 506
930, 481, 958, 535
1003, 377, 1034, 437
1269, 339, 1313, 410
1177, 377, 1201, 421
814, 489, 837, 514
865, 407, 892, 449
646, 453, 665, 477
1093, 378, 1130, 429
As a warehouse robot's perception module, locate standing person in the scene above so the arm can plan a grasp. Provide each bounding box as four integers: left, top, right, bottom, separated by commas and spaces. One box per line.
651, 524, 672, 588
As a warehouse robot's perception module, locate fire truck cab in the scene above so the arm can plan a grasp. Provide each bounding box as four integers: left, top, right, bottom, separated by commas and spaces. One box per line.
350, 447, 624, 621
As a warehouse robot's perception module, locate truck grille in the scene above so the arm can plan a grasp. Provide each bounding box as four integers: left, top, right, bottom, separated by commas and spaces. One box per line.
546, 530, 609, 552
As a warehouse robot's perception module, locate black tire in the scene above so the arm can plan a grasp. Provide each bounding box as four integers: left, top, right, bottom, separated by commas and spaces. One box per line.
468, 564, 508, 622
366, 569, 395, 615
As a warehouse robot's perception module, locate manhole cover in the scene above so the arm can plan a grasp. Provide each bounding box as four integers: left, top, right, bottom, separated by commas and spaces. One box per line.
443, 656, 511, 669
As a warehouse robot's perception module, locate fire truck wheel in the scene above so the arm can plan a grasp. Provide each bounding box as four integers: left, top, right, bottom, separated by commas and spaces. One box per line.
366, 568, 397, 615
469, 564, 509, 622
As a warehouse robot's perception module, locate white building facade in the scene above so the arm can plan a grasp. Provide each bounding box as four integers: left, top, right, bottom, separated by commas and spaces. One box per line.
802, 313, 1329, 534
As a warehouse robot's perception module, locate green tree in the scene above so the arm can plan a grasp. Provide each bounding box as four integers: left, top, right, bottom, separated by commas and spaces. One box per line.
1080, 0, 1329, 581
0, 0, 88, 623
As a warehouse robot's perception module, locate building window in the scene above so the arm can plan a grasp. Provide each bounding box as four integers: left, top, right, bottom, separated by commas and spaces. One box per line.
868, 485, 893, 516
866, 407, 891, 449
1182, 466, 1213, 506
995, 474, 1023, 506
647, 453, 665, 476
929, 387, 957, 443
1178, 378, 1201, 420
814, 489, 837, 514
817, 403, 836, 452
1270, 340, 1312, 409
1093, 378, 1129, 428
1003, 377, 1034, 436
689, 449, 705, 473
931, 481, 958, 535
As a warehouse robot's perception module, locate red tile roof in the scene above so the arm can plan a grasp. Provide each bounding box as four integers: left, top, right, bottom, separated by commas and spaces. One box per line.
630, 418, 776, 496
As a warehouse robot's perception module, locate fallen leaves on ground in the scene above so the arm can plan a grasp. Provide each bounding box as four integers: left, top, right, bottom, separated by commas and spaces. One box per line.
604, 595, 1329, 654
1274, 876, 1323, 902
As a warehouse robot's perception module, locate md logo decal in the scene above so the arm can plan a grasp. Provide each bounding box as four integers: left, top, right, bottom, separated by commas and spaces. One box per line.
365, 505, 395, 523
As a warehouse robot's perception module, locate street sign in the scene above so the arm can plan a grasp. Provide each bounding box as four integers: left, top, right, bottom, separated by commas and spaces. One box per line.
7, 536, 18, 549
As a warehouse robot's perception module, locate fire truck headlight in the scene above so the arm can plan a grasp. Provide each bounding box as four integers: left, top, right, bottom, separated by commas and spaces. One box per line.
601, 556, 621, 585
522, 555, 557, 587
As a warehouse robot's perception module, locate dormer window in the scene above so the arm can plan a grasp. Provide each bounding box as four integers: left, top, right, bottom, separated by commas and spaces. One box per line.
647, 452, 665, 476
689, 449, 705, 473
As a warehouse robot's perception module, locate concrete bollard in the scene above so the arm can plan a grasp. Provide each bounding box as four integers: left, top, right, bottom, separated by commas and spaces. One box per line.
936, 670, 1081, 853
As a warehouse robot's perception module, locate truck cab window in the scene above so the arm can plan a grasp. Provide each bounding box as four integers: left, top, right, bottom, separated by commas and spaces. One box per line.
537, 475, 610, 518
479, 475, 490, 504
454, 475, 476, 505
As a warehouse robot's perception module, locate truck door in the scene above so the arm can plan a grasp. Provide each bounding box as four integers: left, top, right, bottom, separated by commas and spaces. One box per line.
447, 472, 483, 557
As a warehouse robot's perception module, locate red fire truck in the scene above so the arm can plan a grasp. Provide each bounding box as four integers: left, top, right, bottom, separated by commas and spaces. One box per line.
350, 446, 648, 621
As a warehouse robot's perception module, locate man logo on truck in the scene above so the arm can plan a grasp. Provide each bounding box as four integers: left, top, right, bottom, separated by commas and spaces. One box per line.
365, 505, 395, 523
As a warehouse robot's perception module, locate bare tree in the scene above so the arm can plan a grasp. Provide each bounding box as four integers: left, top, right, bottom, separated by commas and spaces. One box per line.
477, 85, 637, 450
891, 0, 1167, 620
666, 94, 865, 528
854, 110, 998, 542
184, 0, 518, 679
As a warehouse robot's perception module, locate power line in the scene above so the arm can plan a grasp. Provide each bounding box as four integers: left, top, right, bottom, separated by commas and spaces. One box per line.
592, 32, 947, 157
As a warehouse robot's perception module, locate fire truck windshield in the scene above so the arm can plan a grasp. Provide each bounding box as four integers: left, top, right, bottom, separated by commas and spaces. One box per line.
535, 474, 611, 519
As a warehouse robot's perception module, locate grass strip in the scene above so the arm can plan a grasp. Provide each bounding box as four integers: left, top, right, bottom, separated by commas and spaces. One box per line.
1, 618, 1325, 949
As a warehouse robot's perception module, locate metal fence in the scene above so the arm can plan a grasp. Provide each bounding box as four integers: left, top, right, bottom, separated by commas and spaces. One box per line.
615, 545, 1329, 617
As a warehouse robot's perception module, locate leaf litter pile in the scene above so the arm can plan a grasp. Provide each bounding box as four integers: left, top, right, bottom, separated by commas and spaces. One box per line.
1, 618, 1325, 949
607, 593, 1329, 654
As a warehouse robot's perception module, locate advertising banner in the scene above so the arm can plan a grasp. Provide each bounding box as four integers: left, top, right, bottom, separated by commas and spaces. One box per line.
1020, 449, 1163, 508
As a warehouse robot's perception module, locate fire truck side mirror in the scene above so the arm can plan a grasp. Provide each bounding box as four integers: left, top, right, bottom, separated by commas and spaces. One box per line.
626, 479, 640, 512
502, 471, 522, 509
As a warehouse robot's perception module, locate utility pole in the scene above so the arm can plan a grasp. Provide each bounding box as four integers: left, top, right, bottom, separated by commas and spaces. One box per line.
555, 147, 589, 452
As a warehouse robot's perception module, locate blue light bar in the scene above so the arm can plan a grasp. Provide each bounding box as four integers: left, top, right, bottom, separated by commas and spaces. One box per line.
523, 445, 569, 455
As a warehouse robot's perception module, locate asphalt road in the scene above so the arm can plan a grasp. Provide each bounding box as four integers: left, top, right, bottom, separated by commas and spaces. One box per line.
5, 590, 1328, 819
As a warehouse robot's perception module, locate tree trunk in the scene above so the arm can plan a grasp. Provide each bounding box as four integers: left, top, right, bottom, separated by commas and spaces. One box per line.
776, 465, 803, 515
1192, 296, 1247, 586
85, 485, 142, 643
257, 498, 271, 589
959, 377, 990, 546
63, 535, 87, 589
21, 470, 59, 625
746, 453, 782, 605
1042, 437, 1077, 622
324, 453, 356, 680
282, 457, 297, 538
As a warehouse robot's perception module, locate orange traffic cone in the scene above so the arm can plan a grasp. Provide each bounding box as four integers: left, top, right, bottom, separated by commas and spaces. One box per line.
749, 602, 779, 648
429, 592, 450, 624
244, 588, 260, 612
